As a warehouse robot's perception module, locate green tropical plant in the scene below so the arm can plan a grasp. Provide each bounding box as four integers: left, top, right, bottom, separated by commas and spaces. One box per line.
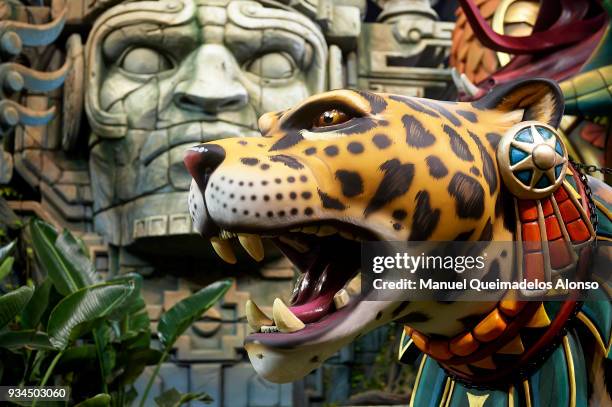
139, 280, 232, 407
0, 202, 231, 406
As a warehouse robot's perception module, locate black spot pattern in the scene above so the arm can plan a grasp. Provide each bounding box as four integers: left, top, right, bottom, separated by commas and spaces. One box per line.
408, 190, 440, 240
453, 229, 475, 241
483, 259, 501, 282
425, 155, 448, 179
304, 147, 316, 155
419, 100, 461, 126
372, 134, 391, 149
389, 95, 439, 117
402, 114, 436, 148
443, 124, 474, 161
269, 131, 303, 151
447, 172, 485, 219
486, 132, 501, 149
391, 301, 411, 317
456, 110, 478, 123
347, 142, 364, 154
468, 131, 498, 195
392, 209, 407, 220
335, 118, 378, 135
318, 190, 346, 210
324, 145, 339, 156
470, 166, 481, 176
269, 154, 304, 169
478, 218, 493, 241
496, 188, 516, 233
240, 157, 259, 166
357, 90, 387, 114
335, 170, 363, 197
365, 159, 415, 216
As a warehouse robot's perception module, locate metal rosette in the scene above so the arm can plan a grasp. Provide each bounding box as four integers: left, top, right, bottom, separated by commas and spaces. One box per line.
497, 121, 569, 200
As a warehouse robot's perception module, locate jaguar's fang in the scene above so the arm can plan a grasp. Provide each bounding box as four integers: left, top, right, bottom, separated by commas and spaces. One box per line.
239, 234, 265, 262
273, 298, 305, 333
210, 237, 237, 264
246, 299, 273, 331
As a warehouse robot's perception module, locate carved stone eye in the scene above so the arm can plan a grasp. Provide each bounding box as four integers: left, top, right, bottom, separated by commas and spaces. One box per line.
121, 47, 173, 74
247, 52, 295, 80
313, 109, 350, 128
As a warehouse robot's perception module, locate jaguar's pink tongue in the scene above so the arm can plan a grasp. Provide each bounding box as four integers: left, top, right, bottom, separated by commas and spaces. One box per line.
289, 293, 335, 324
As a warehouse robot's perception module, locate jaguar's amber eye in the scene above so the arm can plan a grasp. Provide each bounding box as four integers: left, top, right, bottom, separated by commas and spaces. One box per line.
313, 109, 350, 128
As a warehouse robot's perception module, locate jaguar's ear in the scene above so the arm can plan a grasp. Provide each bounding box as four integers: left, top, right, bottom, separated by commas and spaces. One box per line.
472, 79, 564, 128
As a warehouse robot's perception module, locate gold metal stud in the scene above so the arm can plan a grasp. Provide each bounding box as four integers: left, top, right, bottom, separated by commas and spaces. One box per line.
496, 121, 568, 199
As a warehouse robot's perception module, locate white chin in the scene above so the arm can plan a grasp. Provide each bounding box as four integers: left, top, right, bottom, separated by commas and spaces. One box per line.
245, 342, 323, 383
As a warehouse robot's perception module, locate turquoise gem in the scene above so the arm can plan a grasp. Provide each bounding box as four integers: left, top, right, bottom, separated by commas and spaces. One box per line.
555, 140, 563, 155
535, 174, 551, 188
510, 146, 529, 165
515, 128, 533, 143
515, 170, 532, 185
555, 164, 563, 179
537, 126, 554, 139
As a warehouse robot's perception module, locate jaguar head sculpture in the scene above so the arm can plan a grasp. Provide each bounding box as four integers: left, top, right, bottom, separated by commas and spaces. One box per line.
184, 79, 571, 383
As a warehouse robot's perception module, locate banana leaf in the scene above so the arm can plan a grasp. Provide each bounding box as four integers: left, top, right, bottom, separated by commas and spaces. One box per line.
30, 220, 98, 296
93, 323, 115, 381
0, 286, 34, 329
55, 344, 98, 374
106, 273, 150, 340
0, 330, 54, 350
157, 279, 232, 348
74, 393, 111, 407
0, 240, 16, 283
114, 348, 164, 387
154, 388, 213, 407
0, 239, 16, 263
47, 282, 133, 350
0, 256, 14, 283
21, 278, 52, 329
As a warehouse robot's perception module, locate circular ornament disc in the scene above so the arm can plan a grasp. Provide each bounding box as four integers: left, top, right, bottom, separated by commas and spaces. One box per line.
497, 121, 568, 199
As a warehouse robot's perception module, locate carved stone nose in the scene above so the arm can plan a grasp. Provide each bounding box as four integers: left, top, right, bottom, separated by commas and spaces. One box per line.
174, 91, 247, 114
184, 144, 226, 189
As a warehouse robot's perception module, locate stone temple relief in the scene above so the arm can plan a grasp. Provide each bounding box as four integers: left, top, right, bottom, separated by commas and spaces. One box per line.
85, 0, 328, 252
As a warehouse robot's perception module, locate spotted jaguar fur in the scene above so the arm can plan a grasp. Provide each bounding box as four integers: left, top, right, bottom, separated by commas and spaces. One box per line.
184, 78, 612, 404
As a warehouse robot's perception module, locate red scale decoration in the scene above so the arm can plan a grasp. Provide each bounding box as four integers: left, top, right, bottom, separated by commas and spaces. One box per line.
499, 122, 596, 295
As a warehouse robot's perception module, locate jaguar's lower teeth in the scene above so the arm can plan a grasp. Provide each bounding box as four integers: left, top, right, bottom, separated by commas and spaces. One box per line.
317, 225, 337, 236
345, 273, 361, 296
333, 288, 350, 309
260, 325, 280, 333
219, 229, 236, 239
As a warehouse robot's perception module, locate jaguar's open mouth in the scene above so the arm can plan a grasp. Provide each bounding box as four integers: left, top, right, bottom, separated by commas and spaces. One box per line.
185, 145, 392, 382
212, 221, 375, 344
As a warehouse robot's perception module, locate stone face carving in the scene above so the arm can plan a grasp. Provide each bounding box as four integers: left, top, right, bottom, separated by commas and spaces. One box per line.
85, 0, 328, 248
1, 1, 454, 404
